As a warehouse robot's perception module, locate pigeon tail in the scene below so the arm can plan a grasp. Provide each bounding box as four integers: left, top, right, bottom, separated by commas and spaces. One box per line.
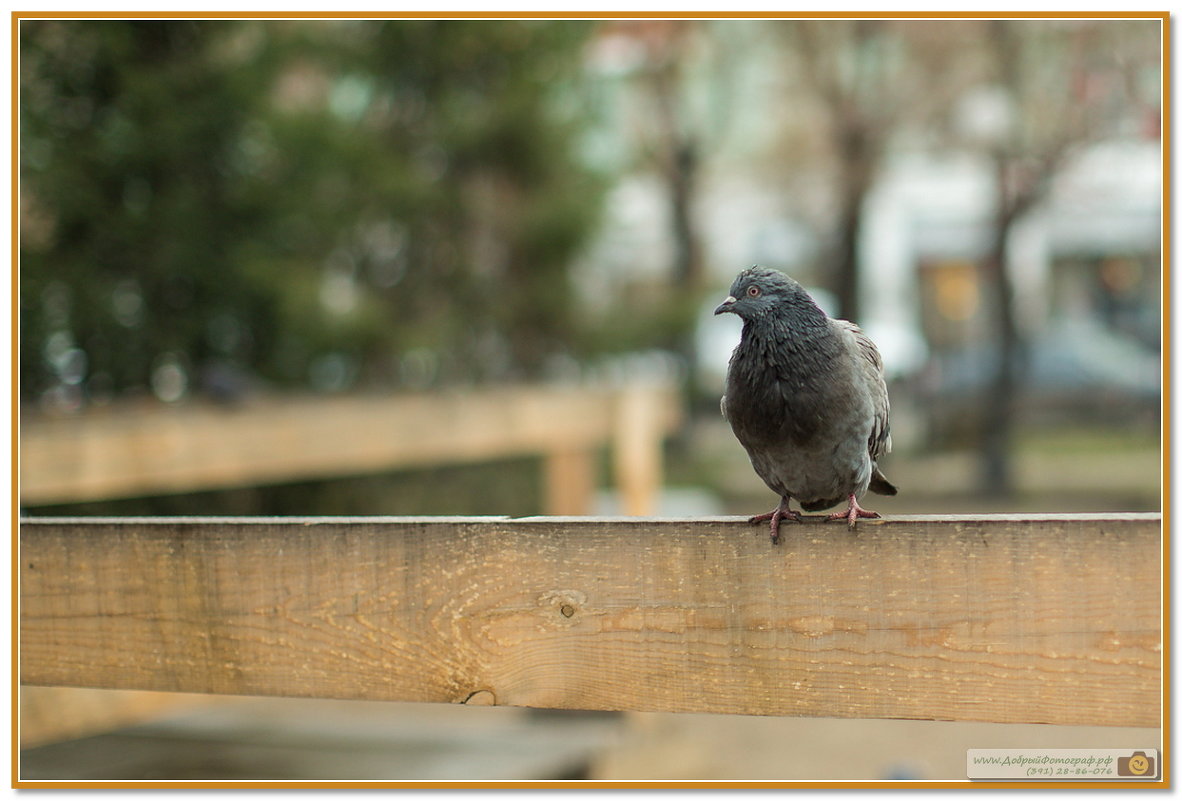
869, 468, 897, 496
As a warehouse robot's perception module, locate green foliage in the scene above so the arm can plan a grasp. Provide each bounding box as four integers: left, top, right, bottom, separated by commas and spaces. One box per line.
20, 19, 606, 406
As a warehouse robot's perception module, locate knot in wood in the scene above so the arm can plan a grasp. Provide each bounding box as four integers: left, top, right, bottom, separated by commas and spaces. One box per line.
539, 589, 586, 619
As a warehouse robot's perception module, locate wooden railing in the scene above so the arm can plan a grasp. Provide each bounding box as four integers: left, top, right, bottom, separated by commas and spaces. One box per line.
19, 513, 1162, 727
18, 382, 682, 515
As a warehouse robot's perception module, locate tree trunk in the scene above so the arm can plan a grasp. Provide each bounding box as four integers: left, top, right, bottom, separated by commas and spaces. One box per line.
979, 178, 1024, 496
647, 40, 705, 419
669, 141, 702, 289
834, 184, 863, 323
831, 121, 873, 324
666, 139, 706, 422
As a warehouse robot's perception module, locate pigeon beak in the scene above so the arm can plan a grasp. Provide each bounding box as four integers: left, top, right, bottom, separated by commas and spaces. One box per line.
714, 296, 737, 315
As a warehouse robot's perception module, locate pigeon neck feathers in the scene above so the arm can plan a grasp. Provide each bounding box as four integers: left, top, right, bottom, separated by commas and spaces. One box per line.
738, 292, 841, 370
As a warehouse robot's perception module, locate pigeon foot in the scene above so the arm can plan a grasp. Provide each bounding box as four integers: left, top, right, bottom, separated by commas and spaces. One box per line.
749, 499, 801, 544
826, 494, 881, 529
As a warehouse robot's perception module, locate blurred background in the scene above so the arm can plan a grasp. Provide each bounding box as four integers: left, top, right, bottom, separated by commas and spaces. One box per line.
19, 17, 1162, 781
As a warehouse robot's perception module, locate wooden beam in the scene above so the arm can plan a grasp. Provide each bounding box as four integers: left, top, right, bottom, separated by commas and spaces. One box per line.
542, 448, 597, 515
19, 687, 217, 749
19, 514, 1161, 727
18, 383, 681, 506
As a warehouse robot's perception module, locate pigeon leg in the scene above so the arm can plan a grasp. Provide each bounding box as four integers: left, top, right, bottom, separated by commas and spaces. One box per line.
826, 494, 881, 528
748, 497, 801, 544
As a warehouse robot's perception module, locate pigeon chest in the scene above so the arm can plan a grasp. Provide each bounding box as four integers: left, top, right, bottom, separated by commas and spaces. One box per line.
727, 340, 860, 447
725, 338, 874, 501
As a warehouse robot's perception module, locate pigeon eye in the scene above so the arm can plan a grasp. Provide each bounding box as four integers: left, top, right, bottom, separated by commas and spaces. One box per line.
747, 285, 761, 298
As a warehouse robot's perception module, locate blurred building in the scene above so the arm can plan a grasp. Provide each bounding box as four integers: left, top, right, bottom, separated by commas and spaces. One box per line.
867, 138, 1160, 437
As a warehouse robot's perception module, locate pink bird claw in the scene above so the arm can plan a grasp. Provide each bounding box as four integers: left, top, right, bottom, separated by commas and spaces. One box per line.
826, 494, 881, 528
749, 500, 800, 544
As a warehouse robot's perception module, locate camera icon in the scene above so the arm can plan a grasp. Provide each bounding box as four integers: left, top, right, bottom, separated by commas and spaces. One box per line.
1116, 751, 1155, 777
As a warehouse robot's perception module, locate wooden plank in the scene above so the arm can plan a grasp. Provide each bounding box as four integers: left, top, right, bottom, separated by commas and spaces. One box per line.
19, 514, 1162, 727
20, 697, 621, 781
19, 687, 217, 749
18, 383, 681, 505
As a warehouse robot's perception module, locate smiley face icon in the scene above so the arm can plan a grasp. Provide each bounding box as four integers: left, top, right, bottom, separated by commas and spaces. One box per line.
1117, 750, 1154, 777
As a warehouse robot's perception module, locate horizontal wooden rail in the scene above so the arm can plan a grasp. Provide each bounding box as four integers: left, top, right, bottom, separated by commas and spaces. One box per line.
19, 382, 682, 514
19, 514, 1161, 727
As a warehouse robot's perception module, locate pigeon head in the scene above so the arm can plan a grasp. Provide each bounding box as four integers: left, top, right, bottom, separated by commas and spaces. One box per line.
713, 266, 821, 322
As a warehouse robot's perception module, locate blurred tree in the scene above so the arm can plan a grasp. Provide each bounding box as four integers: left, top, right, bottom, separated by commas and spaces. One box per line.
20, 19, 605, 410
782, 20, 969, 323
964, 19, 1160, 495
586, 20, 742, 407
632, 21, 706, 291
305, 20, 606, 383
628, 20, 709, 406
20, 21, 283, 408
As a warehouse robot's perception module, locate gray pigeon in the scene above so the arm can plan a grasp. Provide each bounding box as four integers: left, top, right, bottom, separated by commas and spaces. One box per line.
715, 266, 896, 543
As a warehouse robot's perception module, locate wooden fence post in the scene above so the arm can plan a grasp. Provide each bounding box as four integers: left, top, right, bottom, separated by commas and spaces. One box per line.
612, 386, 664, 516
543, 448, 596, 515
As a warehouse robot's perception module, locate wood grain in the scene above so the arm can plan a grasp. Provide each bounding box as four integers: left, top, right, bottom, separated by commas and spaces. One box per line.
19, 514, 1161, 726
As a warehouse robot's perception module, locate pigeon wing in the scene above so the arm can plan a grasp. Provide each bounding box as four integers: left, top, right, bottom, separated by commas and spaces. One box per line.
832, 319, 892, 462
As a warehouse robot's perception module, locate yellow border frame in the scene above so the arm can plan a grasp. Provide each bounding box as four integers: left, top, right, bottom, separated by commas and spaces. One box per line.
10, 9, 1170, 791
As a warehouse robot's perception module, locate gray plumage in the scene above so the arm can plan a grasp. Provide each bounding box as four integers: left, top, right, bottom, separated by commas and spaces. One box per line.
715, 266, 896, 542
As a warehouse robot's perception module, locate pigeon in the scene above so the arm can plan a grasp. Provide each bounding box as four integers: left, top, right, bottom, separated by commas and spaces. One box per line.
715, 266, 896, 543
